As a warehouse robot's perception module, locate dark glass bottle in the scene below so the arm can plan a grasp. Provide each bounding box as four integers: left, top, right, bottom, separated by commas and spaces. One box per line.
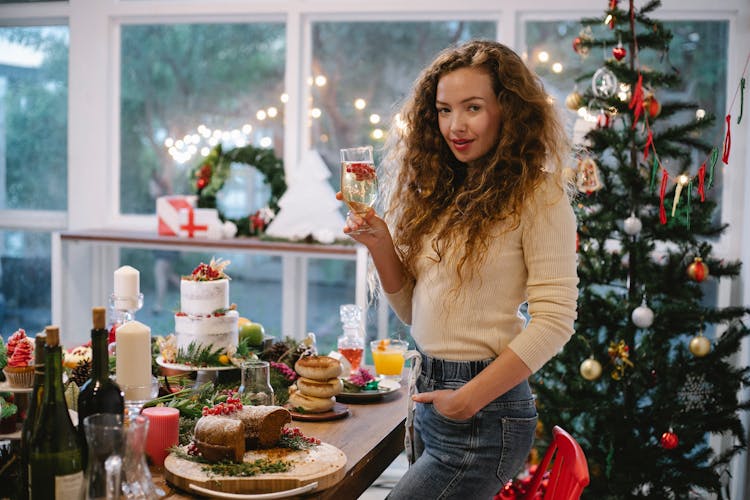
28, 326, 84, 499
19, 333, 46, 500
77, 306, 125, 466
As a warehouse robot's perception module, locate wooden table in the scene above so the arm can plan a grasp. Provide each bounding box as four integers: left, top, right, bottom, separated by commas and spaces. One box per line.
152, 385, 408, 499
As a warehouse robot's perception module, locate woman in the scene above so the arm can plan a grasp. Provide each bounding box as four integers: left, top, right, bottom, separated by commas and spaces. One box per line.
340, 40, 578, 499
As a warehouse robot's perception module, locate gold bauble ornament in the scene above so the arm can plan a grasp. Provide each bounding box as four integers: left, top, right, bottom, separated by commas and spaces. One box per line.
565, 91, 584, 111
689, 335, 711, 357
687, 257, 710, 282
580, 357, 603, 380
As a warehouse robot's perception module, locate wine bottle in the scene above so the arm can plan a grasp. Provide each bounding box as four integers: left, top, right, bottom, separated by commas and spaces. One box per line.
77, 306, 125, 467
19, 333, 46, 500
28, 326, 84, 500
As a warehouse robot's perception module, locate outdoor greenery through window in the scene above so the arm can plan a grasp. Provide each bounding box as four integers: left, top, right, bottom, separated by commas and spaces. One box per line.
0, 26, 67, 340
0, 26, 68, 211
119, 23, 286, 215
309, 21, 497, 182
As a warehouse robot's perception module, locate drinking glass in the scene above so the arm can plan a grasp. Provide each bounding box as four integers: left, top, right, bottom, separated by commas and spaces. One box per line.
370, 339, 408, 382
340, 145, 378, 233
84, 413, 124, 500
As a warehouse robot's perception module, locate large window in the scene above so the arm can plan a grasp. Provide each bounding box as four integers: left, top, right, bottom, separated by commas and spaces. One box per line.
119, 23, 286, 215
0, 26, 67, 341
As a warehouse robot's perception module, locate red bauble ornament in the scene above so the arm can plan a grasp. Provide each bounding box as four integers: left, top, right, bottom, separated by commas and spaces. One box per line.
644, 95, 661, 118
613, 45, 626, 61
660, 430, 679, 450
687, 257, 709, 282
196, 177, 208, 190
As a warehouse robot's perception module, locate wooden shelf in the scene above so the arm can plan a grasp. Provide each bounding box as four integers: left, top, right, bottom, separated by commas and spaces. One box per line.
59, 229, 358, 258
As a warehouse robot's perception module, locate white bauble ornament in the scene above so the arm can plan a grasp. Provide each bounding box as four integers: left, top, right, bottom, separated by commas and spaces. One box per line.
580, 357, 603, 381
592, 67, 618, 98
632, 304, 654, 328
623, 215, 642, 236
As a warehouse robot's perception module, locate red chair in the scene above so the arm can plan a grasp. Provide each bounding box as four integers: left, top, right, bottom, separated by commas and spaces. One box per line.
523, 425, 590, 499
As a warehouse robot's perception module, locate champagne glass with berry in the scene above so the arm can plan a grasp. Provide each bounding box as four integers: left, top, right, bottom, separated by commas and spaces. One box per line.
340, 145, 378, 234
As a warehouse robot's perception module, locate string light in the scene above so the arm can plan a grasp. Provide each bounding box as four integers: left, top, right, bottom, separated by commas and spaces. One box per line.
354, 98, 366, 110
267, 107, 278, 118
314, 75, 327, 87
537, 51, 550, 63
552, 62, 563, 73
310, 107, 322, 118
369, 114, 381, 124
280, 93, 289, 103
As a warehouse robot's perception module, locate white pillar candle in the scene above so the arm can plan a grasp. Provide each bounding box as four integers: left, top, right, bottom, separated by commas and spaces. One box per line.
115, 320, 153, 401
114, 265, 140, 310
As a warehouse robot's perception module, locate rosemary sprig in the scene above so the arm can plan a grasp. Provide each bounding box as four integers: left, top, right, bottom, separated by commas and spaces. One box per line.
175, 341, 225, 367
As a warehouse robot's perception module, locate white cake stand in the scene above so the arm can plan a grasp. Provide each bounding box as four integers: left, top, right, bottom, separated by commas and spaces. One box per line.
155, 356, 238, 386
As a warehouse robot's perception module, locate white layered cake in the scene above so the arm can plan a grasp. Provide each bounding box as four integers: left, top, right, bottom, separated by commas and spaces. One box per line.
174, 260, 238, 355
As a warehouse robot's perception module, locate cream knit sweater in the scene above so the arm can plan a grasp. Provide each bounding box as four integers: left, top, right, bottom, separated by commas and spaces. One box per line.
384, 179, 579, 374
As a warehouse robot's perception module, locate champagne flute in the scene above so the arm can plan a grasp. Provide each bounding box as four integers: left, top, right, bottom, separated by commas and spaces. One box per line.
340, 145, 378, 234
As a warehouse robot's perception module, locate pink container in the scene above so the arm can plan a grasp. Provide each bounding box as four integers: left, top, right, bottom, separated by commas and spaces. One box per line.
142, 406, 179, 467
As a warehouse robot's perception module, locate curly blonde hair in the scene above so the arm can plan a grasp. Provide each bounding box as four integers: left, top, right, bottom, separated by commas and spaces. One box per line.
382, 39, 571, 286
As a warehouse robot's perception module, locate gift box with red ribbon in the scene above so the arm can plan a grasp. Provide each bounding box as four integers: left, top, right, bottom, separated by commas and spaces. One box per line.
156, 195, 198, 236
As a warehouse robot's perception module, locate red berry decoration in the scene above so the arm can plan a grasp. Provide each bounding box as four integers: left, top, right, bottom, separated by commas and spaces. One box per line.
660, 430, 679, 450
612, 45, 626, 61
687, 257, 709, 282
196, 177, 208, 190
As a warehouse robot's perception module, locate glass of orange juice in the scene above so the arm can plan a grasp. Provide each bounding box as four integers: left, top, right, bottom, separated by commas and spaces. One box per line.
370, 339, 408, 382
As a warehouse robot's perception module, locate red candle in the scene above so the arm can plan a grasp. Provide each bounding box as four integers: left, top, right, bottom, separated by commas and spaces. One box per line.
142, 406, 179, 467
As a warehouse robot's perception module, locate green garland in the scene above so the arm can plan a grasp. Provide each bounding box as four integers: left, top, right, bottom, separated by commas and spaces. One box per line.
190, 144, 287, 236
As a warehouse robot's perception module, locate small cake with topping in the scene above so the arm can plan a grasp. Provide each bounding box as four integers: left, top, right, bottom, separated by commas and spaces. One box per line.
3, 329, 35, 387
172, 258, 239, 365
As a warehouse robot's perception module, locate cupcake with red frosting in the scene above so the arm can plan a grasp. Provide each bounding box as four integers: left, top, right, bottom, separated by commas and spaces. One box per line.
3, 329, 35, 388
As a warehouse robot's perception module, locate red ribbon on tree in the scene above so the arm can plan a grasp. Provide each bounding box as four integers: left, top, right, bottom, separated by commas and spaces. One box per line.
629, 73, 644, 128
643, 129, 654, 161
722, 114, 732, 164
697, 163, 707, 202
659, 168, 669, 224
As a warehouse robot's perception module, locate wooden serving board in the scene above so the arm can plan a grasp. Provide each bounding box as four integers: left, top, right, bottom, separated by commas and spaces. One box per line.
164, 442, 346, 495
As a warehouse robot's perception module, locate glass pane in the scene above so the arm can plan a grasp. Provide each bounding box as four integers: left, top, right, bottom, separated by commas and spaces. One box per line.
310, 21, 497, 180
0, 230, 52, 341
524, 20, 728, 198
123, 249, 283, 338
0, 26, 68, 210
120, 23, 286, 214
306, 258, 356, 354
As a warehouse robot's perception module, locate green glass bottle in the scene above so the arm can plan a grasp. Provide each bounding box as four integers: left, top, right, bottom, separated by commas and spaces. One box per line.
28, 326, 84, 499
77, 306, 125, 468
19, 332, 46, 500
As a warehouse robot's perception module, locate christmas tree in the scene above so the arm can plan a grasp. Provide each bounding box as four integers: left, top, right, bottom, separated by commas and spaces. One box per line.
531, 1, 750, 498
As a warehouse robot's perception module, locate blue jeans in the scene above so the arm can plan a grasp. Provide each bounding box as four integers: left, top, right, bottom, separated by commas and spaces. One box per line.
387, 351, 538, 500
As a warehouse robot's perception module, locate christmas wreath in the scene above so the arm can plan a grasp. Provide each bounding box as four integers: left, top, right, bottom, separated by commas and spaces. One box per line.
190, 144, 287, 236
